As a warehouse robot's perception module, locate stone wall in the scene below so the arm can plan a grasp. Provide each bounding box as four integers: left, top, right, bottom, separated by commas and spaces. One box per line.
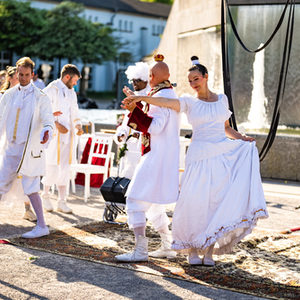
157, 0, 220, 89
95, 123, 300, 181
252, 133, 300, 181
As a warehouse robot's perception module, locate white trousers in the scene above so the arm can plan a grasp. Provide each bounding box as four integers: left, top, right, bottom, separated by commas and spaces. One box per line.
126, 198, 170, 230
42, 143, 71, 186
0, 144, 40, 195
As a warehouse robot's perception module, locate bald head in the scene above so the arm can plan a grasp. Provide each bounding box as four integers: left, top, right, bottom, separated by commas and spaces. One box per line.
149, 61, 170, 88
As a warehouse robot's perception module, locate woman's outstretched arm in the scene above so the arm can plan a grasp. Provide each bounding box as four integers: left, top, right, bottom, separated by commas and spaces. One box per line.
122, 95, 181, 112
225, 120, 255, 142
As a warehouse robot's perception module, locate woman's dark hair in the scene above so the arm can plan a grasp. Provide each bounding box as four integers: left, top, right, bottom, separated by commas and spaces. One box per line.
188, 56, 208, 76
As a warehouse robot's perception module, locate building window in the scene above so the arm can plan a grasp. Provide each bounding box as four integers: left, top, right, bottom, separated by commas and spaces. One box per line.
119, 19, 122, 31
94, 16, 98, 22
152, 24, 161, 36
130, 21, 133, 32
124, 20, 128, 32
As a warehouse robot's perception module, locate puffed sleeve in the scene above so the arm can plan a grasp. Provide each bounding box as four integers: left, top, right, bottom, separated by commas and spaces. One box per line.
221, 94, 229, 109
179, 96, 193, 114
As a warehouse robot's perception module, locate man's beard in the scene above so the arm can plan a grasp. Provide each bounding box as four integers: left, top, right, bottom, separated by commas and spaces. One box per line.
65, 78, 73, 89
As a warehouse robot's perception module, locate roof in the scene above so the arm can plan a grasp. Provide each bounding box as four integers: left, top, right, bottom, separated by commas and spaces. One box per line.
40, 0, 171, 18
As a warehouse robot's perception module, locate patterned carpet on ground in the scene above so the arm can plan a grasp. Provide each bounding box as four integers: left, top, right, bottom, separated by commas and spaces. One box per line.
6, 221, 300, 299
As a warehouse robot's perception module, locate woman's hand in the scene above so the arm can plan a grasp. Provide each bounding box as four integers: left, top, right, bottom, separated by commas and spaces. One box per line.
122, 95, 140, 106
241, 135, 255, 142
121, 95, 141, 112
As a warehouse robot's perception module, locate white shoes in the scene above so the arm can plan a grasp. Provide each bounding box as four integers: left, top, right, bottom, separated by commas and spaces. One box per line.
116, 235, 148, 262
202, 256, 215, 266
42, 193, 53, 212
149, 233, 177, 259
57, 199, 72, 214
187, 254, 203, 265
22, 225, 49, 239
23, 208, 37, 222
187, 255, 215, 266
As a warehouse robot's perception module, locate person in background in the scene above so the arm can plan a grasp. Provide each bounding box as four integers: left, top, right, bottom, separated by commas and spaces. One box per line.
114, 62, 150, 179
0, 70, 7, 90
41, 64, 83, 214
33, 66, 46, 90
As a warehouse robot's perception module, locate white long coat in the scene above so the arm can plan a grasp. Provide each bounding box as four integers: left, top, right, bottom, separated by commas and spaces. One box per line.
0, 84, 54, 176
126, 88, 180, 204
43, 80, 81, 165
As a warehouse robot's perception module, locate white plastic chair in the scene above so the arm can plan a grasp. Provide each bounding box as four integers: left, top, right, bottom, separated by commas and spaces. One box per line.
70, 133, 113, 202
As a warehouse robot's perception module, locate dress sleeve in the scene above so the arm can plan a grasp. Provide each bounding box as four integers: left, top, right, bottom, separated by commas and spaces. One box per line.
178, 96, 191, 114
221, 94, 229, 109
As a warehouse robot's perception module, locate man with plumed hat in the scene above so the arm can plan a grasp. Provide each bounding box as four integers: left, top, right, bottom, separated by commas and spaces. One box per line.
114, 62, 150, 179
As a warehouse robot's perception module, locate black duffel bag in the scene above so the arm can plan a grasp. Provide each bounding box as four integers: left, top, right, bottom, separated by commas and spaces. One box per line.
100, 176, 131, 204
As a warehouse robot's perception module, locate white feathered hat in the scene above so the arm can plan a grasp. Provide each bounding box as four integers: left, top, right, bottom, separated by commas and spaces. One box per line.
125, 62, 149, 83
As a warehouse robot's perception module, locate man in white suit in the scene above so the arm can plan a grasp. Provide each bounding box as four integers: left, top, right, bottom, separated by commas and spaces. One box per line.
41, 64, 83, 214
0, 57, 54, 238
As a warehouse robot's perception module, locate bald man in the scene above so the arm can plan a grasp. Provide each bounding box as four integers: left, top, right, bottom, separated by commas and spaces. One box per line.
116, 55, 180, 262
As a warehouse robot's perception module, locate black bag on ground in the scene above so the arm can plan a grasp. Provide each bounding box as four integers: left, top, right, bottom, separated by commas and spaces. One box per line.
100, 177, 131, 204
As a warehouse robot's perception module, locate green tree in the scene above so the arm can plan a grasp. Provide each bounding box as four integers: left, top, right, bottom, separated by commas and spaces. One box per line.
0, 0, 45, 59
34, 1, 118, 94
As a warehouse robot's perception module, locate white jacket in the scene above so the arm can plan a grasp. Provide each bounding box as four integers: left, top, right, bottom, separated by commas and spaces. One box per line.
126, 88, 180, 204
0, 83, 54, 176
43, 79, 81, 165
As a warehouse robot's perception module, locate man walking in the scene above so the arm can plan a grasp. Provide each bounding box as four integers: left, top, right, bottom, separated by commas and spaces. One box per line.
41, 64, 83, 214
0, 57, 54, 238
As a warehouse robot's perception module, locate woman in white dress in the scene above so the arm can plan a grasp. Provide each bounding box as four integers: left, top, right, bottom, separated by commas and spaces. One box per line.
123, 56, 268, 266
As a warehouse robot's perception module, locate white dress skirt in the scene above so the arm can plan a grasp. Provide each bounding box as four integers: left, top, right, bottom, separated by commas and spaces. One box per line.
172, 94, 268, 255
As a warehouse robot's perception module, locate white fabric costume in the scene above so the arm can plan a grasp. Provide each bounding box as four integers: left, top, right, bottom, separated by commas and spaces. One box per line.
114, 86, 150, 179
172, 94, 268, 254
42, 79, 81, 186
126, 88, 180, 230
33, 78, 46, 90
0, 83, 54, 196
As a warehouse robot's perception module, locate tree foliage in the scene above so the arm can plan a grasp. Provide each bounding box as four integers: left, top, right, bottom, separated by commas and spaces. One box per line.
0, 0, 45, 55
0, 0, 118, 64
35, 1, 118, 64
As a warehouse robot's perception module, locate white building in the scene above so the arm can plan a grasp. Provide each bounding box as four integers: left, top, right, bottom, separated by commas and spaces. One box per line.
7, 0, 171, 92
